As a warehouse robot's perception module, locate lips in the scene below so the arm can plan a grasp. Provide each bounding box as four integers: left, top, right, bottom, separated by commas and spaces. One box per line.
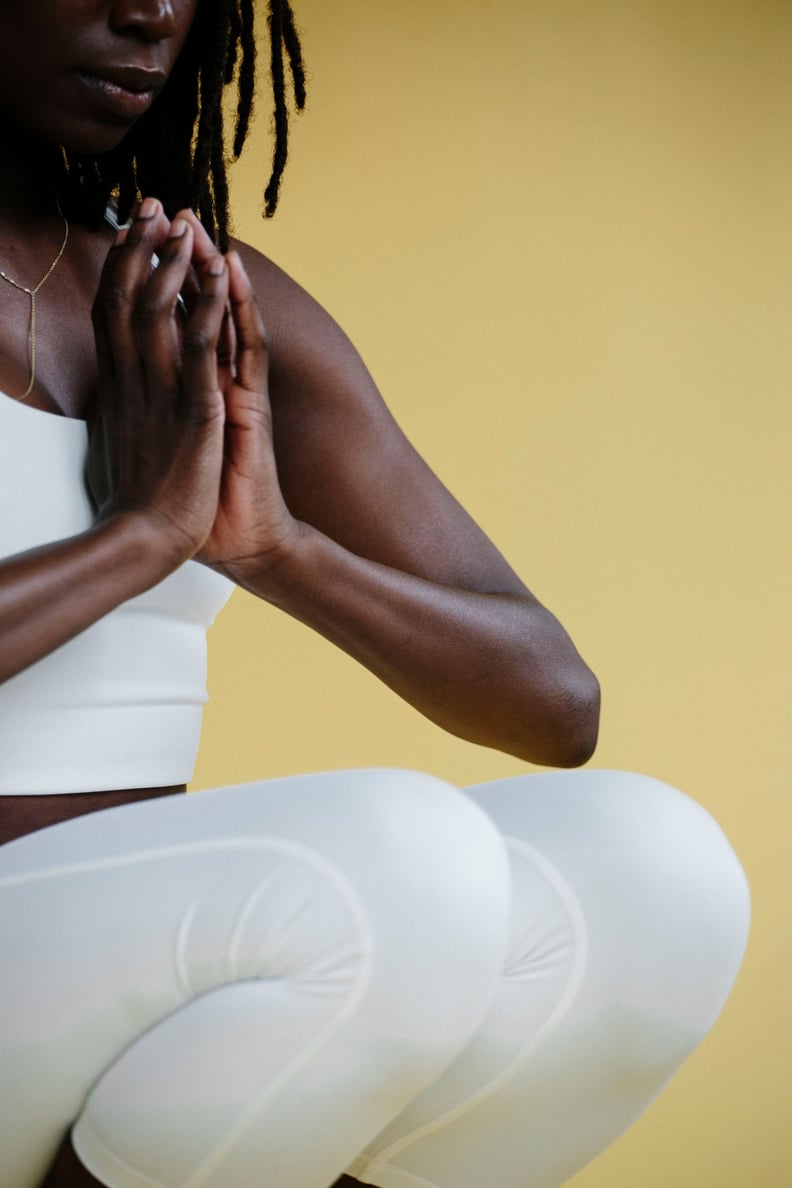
78, 65, 167, 119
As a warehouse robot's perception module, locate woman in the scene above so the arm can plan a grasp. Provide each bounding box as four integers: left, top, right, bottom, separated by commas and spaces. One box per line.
0, 2, 750, 1187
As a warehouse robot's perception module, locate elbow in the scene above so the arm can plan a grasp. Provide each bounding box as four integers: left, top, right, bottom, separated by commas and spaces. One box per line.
529, 665, 601, 769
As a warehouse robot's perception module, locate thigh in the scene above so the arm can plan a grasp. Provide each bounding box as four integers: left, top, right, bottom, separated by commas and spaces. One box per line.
1, 784, 372, 1187
350, 770, 750, 1188
1, 770, 511, 1188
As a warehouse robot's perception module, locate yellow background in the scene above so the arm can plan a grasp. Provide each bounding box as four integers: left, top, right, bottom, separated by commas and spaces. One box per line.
193, 2, 791, 1184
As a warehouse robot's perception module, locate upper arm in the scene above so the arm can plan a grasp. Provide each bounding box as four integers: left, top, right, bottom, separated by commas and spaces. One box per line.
232, 239, 535, 600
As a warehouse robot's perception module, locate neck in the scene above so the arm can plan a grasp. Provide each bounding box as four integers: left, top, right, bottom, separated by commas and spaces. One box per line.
0, 128, 64, 218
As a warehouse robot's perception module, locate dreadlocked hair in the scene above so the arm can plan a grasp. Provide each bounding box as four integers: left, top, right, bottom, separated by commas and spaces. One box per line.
59, 0, 306, 251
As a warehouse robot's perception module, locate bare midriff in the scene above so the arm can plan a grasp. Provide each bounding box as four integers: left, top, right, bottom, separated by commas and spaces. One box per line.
0, 786, 187, 847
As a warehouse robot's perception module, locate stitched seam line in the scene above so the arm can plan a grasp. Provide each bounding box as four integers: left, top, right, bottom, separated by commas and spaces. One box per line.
180, 846, 374, 1187
358, 835, 589, 1175
64, 838, 373, 1187
73, 1118, 165, 1188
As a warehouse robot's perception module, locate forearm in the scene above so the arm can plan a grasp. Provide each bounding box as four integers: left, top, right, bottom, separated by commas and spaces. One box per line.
0, 514, 181, 684
228, 525, 600, 767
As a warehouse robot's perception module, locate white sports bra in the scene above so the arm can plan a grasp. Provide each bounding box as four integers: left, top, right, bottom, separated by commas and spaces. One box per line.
0, 392, 234, 794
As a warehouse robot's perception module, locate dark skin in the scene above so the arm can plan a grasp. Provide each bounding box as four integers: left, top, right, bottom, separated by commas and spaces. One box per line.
0, 2, 600, 1184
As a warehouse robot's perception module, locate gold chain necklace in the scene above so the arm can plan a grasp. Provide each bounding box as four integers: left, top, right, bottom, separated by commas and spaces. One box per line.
0, 199, 70, 402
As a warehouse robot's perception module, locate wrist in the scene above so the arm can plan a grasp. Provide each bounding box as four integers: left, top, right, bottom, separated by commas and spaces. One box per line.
91, 509, 194, 585
210, 518, 316, 600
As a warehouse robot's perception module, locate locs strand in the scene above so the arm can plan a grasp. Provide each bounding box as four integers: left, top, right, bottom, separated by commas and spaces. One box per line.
58, 0, 306, 251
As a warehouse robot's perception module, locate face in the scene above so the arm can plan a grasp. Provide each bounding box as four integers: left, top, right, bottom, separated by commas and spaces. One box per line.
0, 0, 199, 155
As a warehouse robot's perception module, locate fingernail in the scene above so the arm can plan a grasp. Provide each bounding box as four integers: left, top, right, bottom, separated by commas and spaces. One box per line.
169, 219, 188, 239
226, 251, 246, 280
137, 197, 158, 219
208, 257, 226, 277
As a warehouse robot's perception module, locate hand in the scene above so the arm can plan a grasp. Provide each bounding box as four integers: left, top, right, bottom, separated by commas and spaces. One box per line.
88, 200, 229, 566
195, 248, 302, 581
174, 212, 300, 581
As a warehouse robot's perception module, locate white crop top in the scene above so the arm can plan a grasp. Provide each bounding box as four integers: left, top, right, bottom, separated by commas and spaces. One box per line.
0, 393, 235, 794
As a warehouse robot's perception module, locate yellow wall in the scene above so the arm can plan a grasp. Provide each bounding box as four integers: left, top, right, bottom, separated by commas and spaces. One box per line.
193, 2, 791, 1184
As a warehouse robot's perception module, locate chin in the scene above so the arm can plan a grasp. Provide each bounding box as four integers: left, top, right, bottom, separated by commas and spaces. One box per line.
6, 96, 139, 161
58, 120, 138, 158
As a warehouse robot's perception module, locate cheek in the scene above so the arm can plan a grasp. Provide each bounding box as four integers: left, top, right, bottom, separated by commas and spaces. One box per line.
176, 0, 201, 48
0, 0, 201, 152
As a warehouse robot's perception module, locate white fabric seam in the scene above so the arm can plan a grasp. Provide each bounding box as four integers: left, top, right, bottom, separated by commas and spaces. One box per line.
355, 834, 589, 1175
180, 849, 373, 1187
73, 1118, 165, 1188
64, 837, 374, 1188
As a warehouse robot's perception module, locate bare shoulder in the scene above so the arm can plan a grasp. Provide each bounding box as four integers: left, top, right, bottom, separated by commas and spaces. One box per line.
229, 237, 384, 418
228, 237, 310, 339
227, 238, 526, 594
227, 234, 408, 523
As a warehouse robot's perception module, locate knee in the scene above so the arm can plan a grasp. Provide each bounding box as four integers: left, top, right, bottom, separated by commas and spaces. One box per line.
580, 771, 751, 1053
201, 770, 512, 1067
308, 769, 513, 1030
342, 770, 513, 1078
582, 771, 751, 1003
468, 769, 750, 1034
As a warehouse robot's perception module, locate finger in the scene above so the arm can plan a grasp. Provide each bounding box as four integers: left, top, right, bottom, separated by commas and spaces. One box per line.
92, 222, 133, 370
181, 255, 231, 417
132, 219, 196, 394
217, 304, 237, 393
92, 228, 144, 408
109, 198, 171, 300
93, 199, 169, 393
147, 209, 190, 320
227, 250, 269, 394
149, 210, 175, 257
172, 209, 227, 319
179, 208, 219, 271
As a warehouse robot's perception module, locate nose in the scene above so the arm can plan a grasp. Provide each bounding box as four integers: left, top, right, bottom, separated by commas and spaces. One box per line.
108, 0, 180, 42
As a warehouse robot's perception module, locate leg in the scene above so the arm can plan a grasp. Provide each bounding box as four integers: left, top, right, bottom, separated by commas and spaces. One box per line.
1, 770, 511, 1188
38, 1135, 104, 1188
348, 770, 750, 1188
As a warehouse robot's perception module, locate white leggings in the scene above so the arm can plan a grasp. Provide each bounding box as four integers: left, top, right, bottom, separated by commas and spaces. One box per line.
0, 769, 749, 1188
